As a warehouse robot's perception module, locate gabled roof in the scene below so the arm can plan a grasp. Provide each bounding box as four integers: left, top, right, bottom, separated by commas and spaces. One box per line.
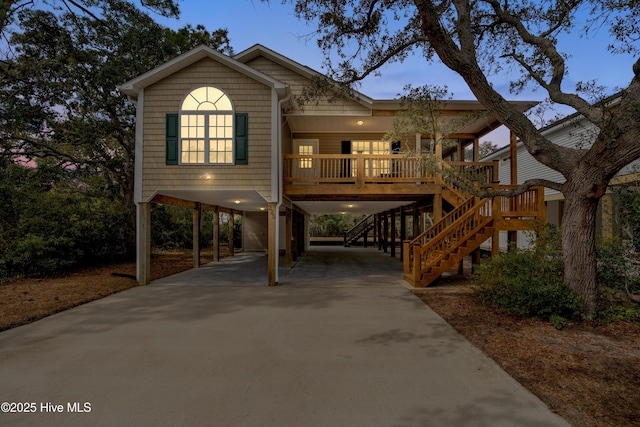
234, 44, 374, 109
119, 45, 289, 101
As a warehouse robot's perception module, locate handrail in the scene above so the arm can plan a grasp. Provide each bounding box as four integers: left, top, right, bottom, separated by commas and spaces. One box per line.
343, 214, 374, 246
407, 196, 477, 247
282, 154, 497, 186
437, 159, 497, 203
417, 198, 493, 269
404, 186, 546, 283
407, 198, 493, 279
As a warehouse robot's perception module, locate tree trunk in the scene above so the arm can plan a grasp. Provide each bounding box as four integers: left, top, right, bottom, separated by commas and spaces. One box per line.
561, 188, 601, 317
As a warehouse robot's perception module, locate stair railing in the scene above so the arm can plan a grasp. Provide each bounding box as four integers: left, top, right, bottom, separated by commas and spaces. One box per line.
416, 198, 493, 271
403, 196, 476, 280
406, 198, 493, 285
343, 214, 375, 246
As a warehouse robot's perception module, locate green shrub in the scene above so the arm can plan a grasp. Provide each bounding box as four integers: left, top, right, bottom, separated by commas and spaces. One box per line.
6, 233, 81, 276
472, 224, 582, 327
596, 237, 640, 295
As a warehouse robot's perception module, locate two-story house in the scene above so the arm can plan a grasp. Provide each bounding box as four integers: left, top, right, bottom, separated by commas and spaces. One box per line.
119, 44, 545, 287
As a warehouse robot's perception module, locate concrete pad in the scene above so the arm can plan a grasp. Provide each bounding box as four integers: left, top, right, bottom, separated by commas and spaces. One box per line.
0, 247, 568, 426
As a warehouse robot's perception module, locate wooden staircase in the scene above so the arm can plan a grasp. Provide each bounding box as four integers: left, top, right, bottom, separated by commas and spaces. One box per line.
344, 215, 375, 247
404, 186, 546, 287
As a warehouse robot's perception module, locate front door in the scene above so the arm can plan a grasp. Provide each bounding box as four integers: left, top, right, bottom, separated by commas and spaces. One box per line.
292, 139, 319, 182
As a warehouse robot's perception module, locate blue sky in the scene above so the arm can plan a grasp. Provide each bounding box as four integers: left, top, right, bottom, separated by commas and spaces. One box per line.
153, 1, 636, 143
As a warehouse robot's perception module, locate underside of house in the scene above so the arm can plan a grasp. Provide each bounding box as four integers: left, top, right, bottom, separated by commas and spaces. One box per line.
119, 44, 546, 287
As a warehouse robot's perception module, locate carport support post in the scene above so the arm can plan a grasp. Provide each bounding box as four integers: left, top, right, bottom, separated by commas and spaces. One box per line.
285, 207, 293, 268
373, 214, 378, 247
400, 207, 406, 260
434, 194, 443, 223
229, 210, 235, 257
268, 202, 278, 286
376, 214, 384, 250
383, 211, 389, 253
212, 207, 219, 262
136, 202, 151, 285
193, 203, 201, 268
390, 209, 396, 258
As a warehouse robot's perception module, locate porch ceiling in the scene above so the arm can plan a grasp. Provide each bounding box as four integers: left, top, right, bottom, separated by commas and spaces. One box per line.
286, 100, 537, 137
152, 190, 416, 216
293, 200, 410, 215
153, 190, 269, 212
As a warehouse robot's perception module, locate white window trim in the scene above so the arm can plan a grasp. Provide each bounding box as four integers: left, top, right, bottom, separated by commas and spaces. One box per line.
179, 86, 235, 165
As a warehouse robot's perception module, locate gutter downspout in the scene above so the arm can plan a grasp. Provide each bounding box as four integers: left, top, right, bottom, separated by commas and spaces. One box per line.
272, 87, 291, 284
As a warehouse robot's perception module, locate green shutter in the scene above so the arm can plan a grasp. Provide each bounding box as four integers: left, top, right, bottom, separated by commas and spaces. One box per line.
234, 112, 248, 165
166, 113, 179, 165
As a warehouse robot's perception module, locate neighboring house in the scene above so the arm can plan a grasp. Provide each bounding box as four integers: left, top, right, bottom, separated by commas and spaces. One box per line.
119, 44, 544, 287
482, 94, 640, 250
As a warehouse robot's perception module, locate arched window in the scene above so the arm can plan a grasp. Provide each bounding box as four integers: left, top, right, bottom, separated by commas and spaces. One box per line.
180, 87, 234, 164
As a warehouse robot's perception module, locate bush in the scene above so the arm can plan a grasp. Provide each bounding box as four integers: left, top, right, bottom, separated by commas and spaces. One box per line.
596, 237, 640, 295
472, 224, 582, 327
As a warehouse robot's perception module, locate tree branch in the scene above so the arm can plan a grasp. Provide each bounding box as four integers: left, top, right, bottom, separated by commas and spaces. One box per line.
414, 0, 580, 177
485, 0, 604, 124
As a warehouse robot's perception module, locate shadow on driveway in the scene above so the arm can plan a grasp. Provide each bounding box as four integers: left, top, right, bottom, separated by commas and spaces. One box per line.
0, 246, 569, 427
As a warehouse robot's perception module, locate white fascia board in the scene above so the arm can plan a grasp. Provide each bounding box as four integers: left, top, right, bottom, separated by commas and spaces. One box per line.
119, 45, 288, 100
234, 44, 373, 109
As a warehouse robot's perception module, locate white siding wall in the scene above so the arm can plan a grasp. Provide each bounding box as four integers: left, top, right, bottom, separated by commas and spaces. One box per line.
489, 117, 607, 197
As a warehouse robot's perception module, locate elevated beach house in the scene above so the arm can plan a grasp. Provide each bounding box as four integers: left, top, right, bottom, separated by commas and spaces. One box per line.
119, 44, 545, 287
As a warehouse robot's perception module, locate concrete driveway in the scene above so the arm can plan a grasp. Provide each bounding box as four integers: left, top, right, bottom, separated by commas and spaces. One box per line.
0, 247, 568, 426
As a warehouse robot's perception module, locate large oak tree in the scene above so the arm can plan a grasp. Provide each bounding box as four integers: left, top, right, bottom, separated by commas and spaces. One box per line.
283, 0, 640, 315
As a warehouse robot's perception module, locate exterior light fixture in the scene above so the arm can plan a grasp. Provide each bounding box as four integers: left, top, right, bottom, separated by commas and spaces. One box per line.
356, 120, 364, 126
347, 204, 354, 208
259, 207, 266, 211
233, 200, 241, 205
199, 174, 213, 180
340, 211, 347, 215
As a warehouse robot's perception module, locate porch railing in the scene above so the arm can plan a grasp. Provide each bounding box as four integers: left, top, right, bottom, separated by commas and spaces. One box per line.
283, 153, 498, 186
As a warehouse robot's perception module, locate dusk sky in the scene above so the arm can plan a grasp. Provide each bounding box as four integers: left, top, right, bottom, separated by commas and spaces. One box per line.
153, 1, 635, 144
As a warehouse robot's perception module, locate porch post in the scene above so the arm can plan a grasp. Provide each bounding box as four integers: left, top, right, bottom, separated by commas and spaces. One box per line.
508, 129, 518, 249
212, 207, 219, 262
193, 202, 201, 269
356, 150, 365, 185
473, 137, 479, 162
268, 202, 278, 286
434, 194, 443, 223
492, 193, 501, 256
412, 204, 419, 238
509, 130, 518, 184
285, 207, 293, 268
136, 202, 151, 285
